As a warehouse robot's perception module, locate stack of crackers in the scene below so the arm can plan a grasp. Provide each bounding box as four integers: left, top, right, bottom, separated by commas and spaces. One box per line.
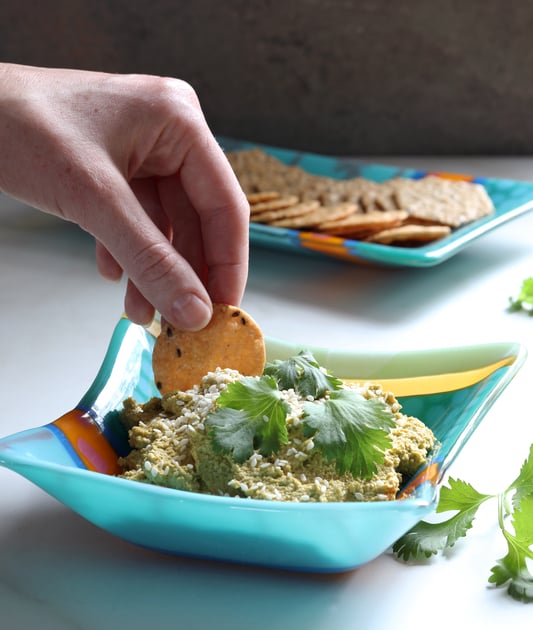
227, 148, 495, 246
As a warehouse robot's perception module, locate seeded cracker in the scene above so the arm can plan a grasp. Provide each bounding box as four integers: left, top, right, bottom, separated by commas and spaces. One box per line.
393, 176, 494, 227
318, 210, 409, 238
251, 200, 320, 224
269, 202, 358, 228
366, 224, 452, 245
249, 195, 299, 216
152, 304, 266, 394
246, 191, 280, 204
359, 179, 404, 212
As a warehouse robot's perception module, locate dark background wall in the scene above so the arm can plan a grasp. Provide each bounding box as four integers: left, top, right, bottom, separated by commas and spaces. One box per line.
1, 1, 532, 155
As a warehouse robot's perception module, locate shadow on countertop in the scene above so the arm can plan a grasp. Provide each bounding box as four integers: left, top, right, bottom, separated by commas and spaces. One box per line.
0, 496, 395, 630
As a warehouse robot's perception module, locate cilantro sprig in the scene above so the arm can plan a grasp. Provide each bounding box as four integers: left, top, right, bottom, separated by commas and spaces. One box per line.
393, 444, 533, 603
206, 351, 394, 477
263, 351, 343, 398
508, 277, 533, 315
303, 389, 395, 477
206, 376, 290, 460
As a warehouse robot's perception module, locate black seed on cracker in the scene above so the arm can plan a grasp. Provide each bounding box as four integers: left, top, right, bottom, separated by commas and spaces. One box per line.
166, 327, 173, 337
151, 303, 266, 394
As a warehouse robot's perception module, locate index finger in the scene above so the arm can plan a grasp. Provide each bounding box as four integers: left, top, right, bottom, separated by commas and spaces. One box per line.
178, 134, 250, 306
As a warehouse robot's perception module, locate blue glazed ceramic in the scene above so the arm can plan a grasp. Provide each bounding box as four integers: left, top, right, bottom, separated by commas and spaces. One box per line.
221, 138, 533, 267
0, 317, 526, 572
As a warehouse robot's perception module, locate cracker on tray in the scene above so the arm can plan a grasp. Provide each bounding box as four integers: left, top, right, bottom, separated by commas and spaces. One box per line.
249, 195, 300, 215
246, 191, 280, 205
269, 202, 358, 228
252, 200, 320, 224
318, 210, 409, 239
392, 176, 494, 227
365, 224, 452, 246
228, 148, 495, 247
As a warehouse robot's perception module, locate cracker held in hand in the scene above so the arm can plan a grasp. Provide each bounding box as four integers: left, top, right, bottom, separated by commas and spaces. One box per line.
152, 304, 266, 394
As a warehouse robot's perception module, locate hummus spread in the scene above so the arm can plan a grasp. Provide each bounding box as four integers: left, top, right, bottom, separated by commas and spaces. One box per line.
118, 367, 435, 502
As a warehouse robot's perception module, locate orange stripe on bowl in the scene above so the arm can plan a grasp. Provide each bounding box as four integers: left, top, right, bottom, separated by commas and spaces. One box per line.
53, 409, 121, 474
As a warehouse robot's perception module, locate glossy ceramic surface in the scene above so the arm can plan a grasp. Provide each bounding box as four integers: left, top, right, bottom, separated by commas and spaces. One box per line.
221, 138, 533, 267
0, 317, 526, 572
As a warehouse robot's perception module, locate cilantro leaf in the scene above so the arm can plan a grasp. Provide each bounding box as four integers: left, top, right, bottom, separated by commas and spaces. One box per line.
392, 512, 476, 560
206, 376, 290, 461
436, 478, 494, 513
518, 277, 533, 304
489, 493, 533, 603
508, 277, 533, 315
206, 354, 396, 476
508, 444, 533, 510
393, 478, 493, 560
513, 492, 533, 542
264, 351, 343, 398
302, 389, 394, 478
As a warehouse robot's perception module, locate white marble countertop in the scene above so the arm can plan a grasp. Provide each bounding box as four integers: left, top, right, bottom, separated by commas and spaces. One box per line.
1, 156, 533, 629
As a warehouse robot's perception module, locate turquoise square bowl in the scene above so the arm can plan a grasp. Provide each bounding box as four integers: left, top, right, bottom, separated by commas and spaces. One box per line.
0, 317, 525, 572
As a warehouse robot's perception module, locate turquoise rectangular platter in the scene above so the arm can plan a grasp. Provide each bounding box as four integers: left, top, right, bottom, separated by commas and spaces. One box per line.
221, 138, 533, 267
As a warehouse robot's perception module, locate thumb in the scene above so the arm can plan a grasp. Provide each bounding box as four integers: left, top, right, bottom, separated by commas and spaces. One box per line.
84, 177, 213, 330
123, 237, 213, 330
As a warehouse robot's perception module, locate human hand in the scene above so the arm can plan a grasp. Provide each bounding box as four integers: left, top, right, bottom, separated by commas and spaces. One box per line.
0, 64, 249, 330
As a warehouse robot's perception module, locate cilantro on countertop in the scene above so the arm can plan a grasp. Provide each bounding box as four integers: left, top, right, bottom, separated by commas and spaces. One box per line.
508, 277, 533, 315
393, 444, 533, 603
206, 351, 394, 478
393, 479, 494, 560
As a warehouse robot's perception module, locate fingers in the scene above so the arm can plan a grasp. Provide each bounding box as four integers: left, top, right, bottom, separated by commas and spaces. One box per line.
95, 178, 176, 324
156, 174, 208, 285
81, 167, 214, 330
95, 241, 123, 281
0, 68, 249, 329
175, 136, 250, 307
120, 220, 213, 330
139, 83, 249, 307
96, 177, 213, 328
124, 278, 155, 325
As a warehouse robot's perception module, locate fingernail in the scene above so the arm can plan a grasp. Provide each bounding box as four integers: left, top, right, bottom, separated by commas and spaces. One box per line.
171, 294, 212, 331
